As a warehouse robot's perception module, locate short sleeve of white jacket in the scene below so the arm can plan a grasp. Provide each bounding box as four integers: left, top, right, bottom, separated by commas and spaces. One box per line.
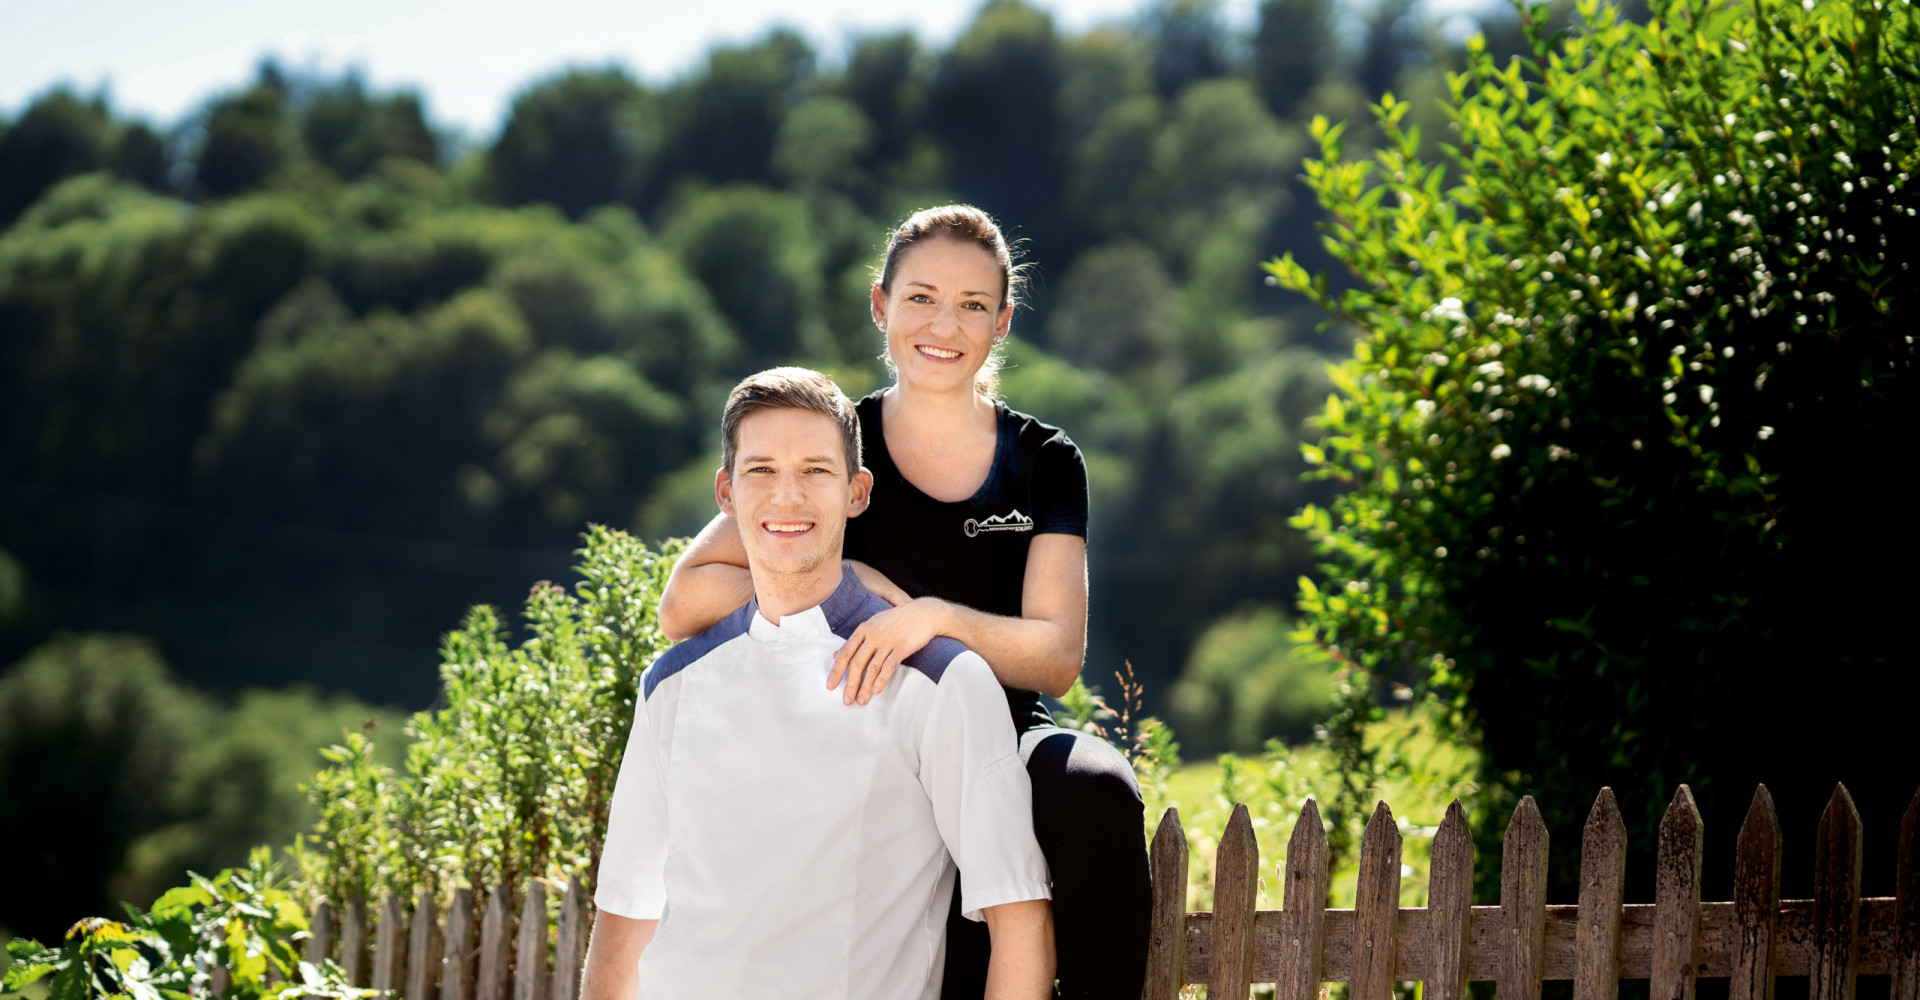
916, 650, 1051, 920
593, 683, 669, 919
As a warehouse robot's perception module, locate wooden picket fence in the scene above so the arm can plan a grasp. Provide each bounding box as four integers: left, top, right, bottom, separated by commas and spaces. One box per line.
299, 878, 591, 1000
1143, 783, 1919, 1000
293, 782, 1916, 1000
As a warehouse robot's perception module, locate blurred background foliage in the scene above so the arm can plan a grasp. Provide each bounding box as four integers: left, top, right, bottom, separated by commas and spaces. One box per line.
4, 0, 1509, 933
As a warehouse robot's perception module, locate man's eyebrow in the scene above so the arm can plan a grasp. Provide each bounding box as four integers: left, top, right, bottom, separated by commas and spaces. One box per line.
737, 454, 841, 467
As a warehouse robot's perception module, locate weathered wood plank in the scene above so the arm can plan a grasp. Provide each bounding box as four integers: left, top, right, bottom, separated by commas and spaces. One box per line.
1427, 800, 1475, 1000
1574, 787, 1627, 1000
441, 888, 476, 1000
1208, 803, 1259, 1000
1652, 785, 1704, 1000
407, 890, 440, 1000
1894, 788, 1919, 1000
513, 881, 549, 1000
548, 880, 587, 1000
1731, 786, 1782, 1000
1274, 798, 1331, 1000
476, 886, 512, 1000
307, 901, 334, 967
340, 898, 368, 987
1353, 802, 1403, 1000
1192, 896, 1910, 986
1142, 808, 1190, 999
1810, 784, 1862, 1000
373, 893, 408, 995
1500, 796, 1550, 1000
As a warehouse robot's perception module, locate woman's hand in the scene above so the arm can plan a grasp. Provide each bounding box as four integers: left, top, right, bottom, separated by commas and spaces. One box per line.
828, 598, 952, 705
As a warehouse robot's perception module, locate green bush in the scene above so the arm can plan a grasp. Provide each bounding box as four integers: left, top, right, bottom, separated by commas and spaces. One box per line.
292, 526, 680, 907
1270, 0, 1917, 893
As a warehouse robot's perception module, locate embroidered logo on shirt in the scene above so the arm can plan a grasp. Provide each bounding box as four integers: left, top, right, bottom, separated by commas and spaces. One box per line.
964, 510, 1033, 537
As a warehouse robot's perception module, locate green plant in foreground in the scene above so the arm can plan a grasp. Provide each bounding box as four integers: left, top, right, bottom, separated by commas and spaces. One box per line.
291, 526, 682, 909
1, 849, 372, 1000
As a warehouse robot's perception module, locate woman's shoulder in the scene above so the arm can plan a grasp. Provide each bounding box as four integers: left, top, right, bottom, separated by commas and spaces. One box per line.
996, 400, 1081, 456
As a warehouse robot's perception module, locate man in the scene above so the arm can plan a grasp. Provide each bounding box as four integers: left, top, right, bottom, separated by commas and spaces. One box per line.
579, 367, 1056, 1000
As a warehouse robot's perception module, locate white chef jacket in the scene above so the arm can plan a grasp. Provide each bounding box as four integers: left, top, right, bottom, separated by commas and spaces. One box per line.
594, 566, 1051, 1000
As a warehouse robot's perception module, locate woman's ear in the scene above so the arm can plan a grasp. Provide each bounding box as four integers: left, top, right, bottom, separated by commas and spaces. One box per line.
995, 302, 1013, 342
869, 282, 888, 330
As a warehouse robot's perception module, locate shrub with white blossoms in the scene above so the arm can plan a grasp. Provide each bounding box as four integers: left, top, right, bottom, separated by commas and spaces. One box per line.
1267, 0, 1917, 899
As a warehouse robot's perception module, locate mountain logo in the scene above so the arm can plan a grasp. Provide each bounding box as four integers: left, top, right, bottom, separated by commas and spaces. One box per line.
964, 509, 1034, 537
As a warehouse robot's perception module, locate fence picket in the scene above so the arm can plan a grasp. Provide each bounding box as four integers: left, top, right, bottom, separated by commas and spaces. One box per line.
373, 894, 407, 995
1575, 788, 1628, 1000
1276, 798, 1331, 1000
1208, 804, 1259, 999
1500, 796, 1550, 1000
1653, 785, 1704, 1000
549, 880, 587, 1000
441, 888, 476, 1000
1895, 789, 1919, 1000
407, 890, 440, 1000
1352, 801, 1402, 1000
307, 901, 333, 967
476, 886, 512, 1000
1811, 784, 1863, 1000
1142, 808, 1189, 1000
1426, 799, 1474, 1000
1731, 786, 1783, 1000
513, 881, 549, 1000
341, 899, 368, 987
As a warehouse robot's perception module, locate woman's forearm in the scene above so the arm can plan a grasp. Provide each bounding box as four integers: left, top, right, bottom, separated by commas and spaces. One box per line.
982, 899, 1055, 1000
935, 601, 1084, 697
658, 514, 754, 641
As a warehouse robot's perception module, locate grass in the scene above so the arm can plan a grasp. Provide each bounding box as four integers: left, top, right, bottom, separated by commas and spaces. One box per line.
1142, 701, 1482, 912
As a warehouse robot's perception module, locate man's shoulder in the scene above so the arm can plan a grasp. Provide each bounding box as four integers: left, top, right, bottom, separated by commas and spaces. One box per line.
644, 603, 755, 700
831, 587, 975, 685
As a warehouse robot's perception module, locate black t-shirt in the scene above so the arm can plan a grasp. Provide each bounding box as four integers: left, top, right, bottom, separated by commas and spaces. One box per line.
843, 391, 1089, 733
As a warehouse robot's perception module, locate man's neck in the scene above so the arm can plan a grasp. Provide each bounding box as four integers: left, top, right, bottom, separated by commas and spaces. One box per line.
749, 562, 843, 624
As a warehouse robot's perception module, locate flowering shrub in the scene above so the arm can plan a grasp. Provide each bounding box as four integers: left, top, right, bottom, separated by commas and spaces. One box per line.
1267, 0, 1916, 892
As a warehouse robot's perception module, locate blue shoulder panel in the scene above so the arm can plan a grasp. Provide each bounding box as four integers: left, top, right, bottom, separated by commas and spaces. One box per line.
824, 566, 970, 684
643, 600, 754, 700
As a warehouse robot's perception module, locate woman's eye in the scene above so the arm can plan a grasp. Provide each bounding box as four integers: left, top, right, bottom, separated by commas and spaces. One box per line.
964, 301, 987, 311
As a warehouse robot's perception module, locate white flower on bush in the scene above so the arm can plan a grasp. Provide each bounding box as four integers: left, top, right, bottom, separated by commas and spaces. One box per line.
1491, 443, 1512, 460
1516, 374, 1551, 392
1548, 445, 1574, 461
1477, 361, 1506, 378
1426, 297, 1467, 323
1414, 399, 1436, 418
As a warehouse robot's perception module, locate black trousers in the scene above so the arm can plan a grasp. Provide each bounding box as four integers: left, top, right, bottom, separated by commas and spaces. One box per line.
940, 725, 1153, 999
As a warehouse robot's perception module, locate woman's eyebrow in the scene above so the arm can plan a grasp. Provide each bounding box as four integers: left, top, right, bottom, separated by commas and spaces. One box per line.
905, 280, 994, 297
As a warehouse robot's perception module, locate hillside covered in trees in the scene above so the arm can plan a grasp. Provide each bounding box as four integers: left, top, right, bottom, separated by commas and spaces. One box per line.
1, 0, 1544, 717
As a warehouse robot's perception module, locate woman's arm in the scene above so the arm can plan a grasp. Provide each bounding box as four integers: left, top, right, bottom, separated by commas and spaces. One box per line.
657, 514, 754, 642
981, 899, 1056, 1000
829, 533, 1087, 703
660, 514, 912, 641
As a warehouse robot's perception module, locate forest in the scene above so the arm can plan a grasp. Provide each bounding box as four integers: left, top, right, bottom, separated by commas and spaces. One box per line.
5, 0, 1914, 957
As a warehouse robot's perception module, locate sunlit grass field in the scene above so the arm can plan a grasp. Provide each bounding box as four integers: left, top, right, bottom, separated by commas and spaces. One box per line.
1145, 703, 1481, 912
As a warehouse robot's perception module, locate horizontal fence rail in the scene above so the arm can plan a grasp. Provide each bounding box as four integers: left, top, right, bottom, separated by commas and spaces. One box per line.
1146, 783, 1920, 1000
294, 782, 1916, 1000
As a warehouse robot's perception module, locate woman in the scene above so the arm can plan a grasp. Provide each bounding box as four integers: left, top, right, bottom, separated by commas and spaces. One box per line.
657, 205, 1151, 998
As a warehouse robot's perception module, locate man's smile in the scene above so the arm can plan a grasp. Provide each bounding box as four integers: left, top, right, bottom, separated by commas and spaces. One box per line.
763, 520, 815, 534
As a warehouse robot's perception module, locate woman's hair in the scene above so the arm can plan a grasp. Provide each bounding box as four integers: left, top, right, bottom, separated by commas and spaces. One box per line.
873, 204, 1029, 398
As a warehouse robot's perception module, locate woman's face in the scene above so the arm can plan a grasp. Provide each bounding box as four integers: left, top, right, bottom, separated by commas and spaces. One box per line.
871, 237, 1012, 393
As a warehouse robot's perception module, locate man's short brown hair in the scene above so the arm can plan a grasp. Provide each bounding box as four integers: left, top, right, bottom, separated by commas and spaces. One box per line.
721, 367, 863, 478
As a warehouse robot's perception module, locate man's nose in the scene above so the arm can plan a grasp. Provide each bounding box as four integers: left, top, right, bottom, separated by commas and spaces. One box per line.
770, 469, 806, 505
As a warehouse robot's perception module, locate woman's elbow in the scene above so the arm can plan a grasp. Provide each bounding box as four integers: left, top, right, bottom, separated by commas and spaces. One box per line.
656, 592, 696, 642
1041, 647, 1083, 699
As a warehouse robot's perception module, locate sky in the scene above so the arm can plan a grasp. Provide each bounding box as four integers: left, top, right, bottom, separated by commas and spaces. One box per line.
0, 0, 1267, 140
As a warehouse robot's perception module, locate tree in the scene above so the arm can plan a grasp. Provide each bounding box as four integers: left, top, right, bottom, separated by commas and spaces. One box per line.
658, 31, 814, 191
300, 76, 439, 180
1271, 0, 1918, 897
487, 68, 657, 218
0, 90, 114, 224
1252, 0, 1338, 117
194, 65, 297, 198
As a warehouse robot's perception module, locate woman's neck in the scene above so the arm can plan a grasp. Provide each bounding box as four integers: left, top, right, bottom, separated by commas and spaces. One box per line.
883, 381, 996, 441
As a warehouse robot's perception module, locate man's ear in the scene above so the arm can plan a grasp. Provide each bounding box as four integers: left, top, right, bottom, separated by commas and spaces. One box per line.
715, 467, 735, 517
848, 468, 874, 517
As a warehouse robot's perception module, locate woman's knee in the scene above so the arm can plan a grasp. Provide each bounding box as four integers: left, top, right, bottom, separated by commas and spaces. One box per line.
1024, 728, 1144, 831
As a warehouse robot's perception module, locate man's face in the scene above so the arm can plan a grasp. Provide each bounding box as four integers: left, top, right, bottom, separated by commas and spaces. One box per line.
718, 407, 871, 581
